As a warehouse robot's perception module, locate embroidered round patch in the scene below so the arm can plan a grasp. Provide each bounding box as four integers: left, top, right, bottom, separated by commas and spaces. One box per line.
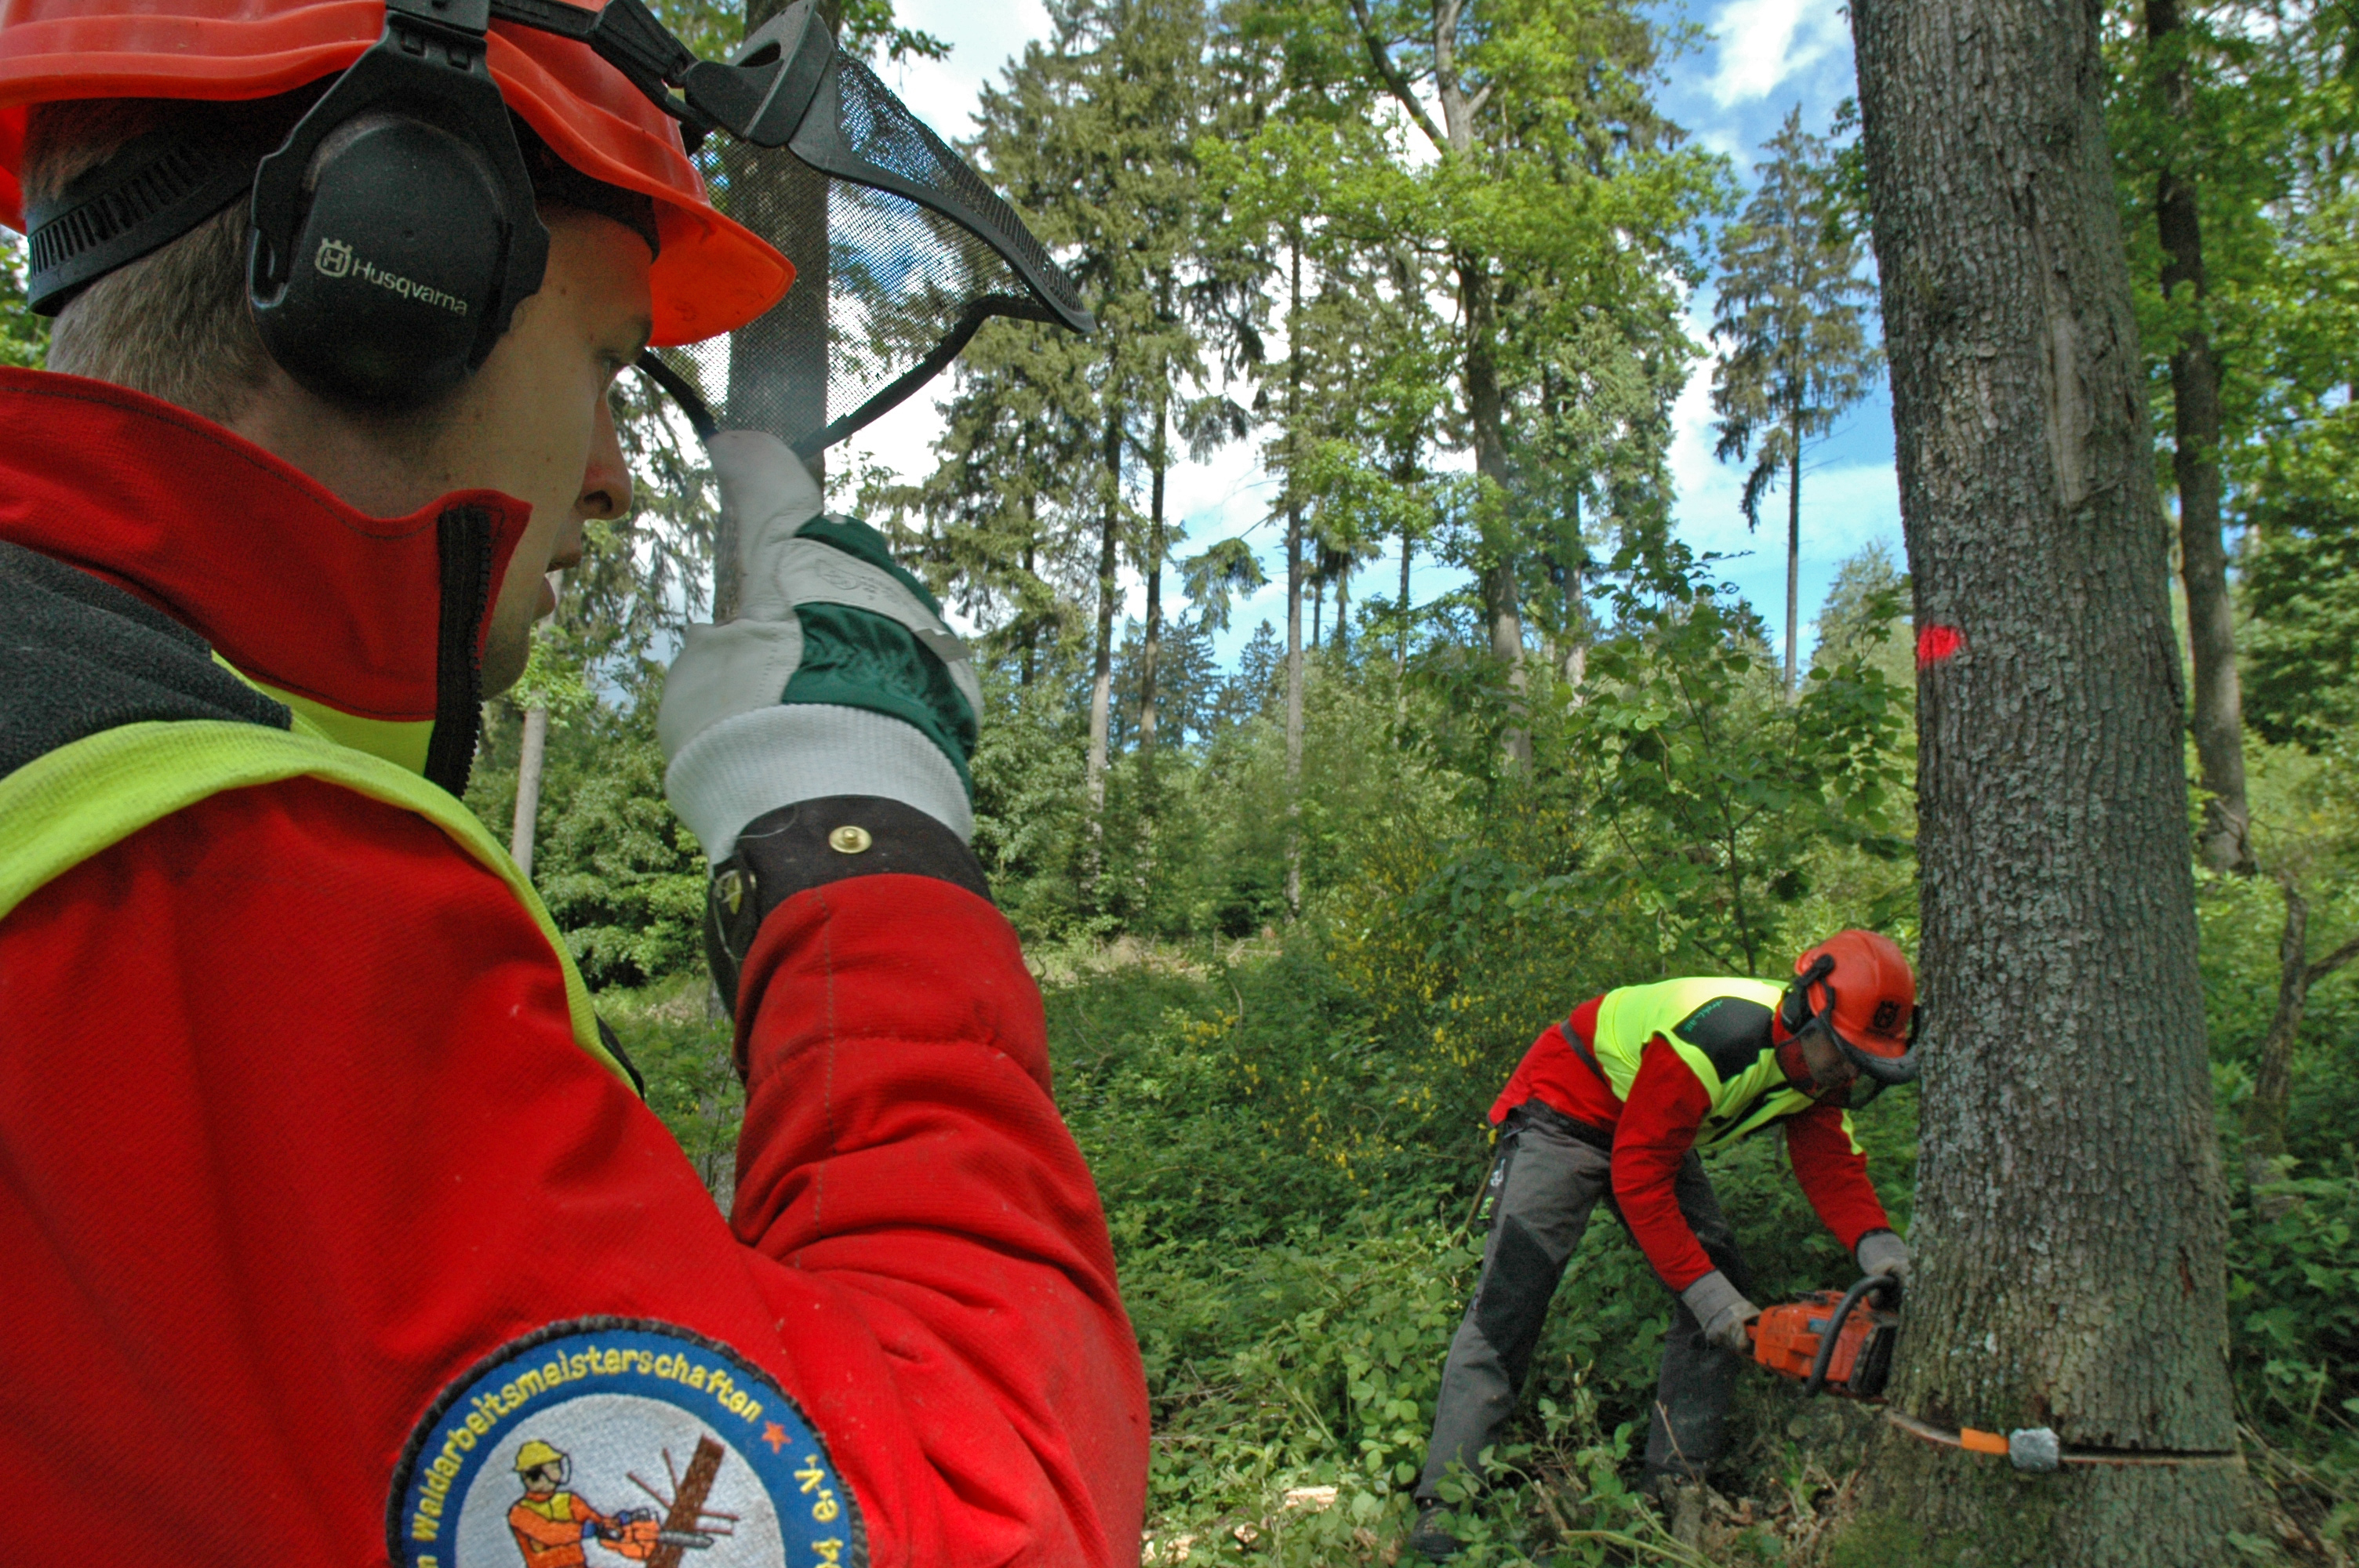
387, 1319, 862, 1568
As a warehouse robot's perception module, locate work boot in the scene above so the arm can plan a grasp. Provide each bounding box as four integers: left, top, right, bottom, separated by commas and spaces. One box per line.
1407, 1504, 1462, 1562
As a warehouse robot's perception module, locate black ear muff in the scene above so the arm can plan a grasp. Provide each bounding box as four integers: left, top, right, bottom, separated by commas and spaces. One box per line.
249, 0, 548, 406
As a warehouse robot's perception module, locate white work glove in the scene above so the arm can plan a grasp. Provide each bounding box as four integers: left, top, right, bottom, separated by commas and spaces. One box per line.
1681, 1270, 1760, 1357
659, 431, 980, 862
1856, 1229, 1911, 1287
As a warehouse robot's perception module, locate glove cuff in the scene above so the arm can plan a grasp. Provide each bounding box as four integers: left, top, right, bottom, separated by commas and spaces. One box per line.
704, 795, 992, 1021
666, 702, 975, 862
1680, 1269, 1747, 1323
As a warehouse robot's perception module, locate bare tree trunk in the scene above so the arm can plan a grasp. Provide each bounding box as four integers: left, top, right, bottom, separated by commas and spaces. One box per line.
1397, 523, 1413, 720
2244, 876, 2359, 1203
1561, 488, 1587, 690
1020, 532, 1039, 689
511, 702, 550, 878
2148, 0, 2253, 876
1785, 416, 1803, 695
1283, 237, 1305, 923
1310, 576, 1322, 651
1460, 255, 1528, 771
1332, 561, 1350, 656
1140, 399, 1166, 779
1084, 411, 1121, 901
1851, 0, 2241, 1557
717, 0, 837, 620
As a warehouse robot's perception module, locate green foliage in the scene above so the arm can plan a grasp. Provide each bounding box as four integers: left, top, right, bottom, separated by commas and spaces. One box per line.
598, 973, 743, 1200
2242, 422, 2359, 750
1, 238, 47, 369
535, 720, 708, 988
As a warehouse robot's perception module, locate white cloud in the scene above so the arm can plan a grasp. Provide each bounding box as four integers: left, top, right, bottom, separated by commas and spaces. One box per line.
869, 0, 1053, 140
1707, 0, 1850, 109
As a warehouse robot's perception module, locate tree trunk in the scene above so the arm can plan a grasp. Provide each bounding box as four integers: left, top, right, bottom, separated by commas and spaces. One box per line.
1398, 522, 1413, 719
2244, 876, 2359, 1203
1310, 577, 1323, 651
1084, 410, 1121, 900
1850, 0, 2241, 1558
1459, 252, 1528, 771
2147, 0, 2253, 876
511, 702, 550, 879
1785, 418, 1803, 695
1020, 531, 1038, 689
1140, 399, 1166, 779
1283, 234, 1306, 921
717, 0, 837, 620
1561, 488, 1587, 691
1332, 561, 1350, 656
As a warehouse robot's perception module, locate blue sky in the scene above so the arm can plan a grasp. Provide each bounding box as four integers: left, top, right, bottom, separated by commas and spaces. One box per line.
822, 0, 1903, 666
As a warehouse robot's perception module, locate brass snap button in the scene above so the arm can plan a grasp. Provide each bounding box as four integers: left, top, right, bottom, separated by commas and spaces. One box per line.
828, 825, 873, 855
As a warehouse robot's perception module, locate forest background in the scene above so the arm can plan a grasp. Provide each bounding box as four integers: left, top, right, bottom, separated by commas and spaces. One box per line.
5, 0, 2359, 1561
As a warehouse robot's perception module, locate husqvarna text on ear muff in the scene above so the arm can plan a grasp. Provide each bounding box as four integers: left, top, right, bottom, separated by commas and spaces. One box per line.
247, 0, 548, 407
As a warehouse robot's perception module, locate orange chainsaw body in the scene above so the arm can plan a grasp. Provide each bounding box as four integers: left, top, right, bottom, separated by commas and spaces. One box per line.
1750, 1288, 1899, 1399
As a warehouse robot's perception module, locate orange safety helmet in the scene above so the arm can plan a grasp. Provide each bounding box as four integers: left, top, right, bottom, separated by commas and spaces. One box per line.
1783, 929, 1920, 1087
0, 0, 791, 346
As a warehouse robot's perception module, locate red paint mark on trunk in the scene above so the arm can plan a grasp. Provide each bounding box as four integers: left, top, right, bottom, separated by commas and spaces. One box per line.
1917, 624, 1965, 670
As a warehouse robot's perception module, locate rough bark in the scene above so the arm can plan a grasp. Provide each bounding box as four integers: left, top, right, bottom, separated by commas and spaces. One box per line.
510, 703, 550, 880
2244, 876, 2359, 1201
1849, 0, 2241, 1559
2147, 0, 2253, 876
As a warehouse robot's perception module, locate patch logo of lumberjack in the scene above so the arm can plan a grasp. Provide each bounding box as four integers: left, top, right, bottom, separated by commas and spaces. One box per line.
314, 236, 471, 316
387, 1319, 863, 1568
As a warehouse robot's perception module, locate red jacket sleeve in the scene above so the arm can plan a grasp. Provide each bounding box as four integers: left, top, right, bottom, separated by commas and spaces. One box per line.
1608, 1037, 1717, 1291
1783, 1101, 1892, 1251
0, 777, 1147, 1565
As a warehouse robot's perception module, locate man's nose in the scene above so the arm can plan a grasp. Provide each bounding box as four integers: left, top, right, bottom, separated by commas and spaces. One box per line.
582, 395, 634, 520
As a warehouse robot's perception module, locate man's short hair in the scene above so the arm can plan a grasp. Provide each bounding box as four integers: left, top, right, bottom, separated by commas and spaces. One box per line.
23, 95, 658, 427
25, 99, 276, 426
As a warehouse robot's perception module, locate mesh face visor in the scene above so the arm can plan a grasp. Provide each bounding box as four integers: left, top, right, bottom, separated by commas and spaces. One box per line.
488, 0, 1091, 456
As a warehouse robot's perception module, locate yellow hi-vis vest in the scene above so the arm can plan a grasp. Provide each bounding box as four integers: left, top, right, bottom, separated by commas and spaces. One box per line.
1588, 976, 1859, 1152
0, 702, 635, 1092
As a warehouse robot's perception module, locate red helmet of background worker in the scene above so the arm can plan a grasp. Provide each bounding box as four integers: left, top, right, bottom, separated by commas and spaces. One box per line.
0, 0, 792, 353
1777, 929, 1921, 1089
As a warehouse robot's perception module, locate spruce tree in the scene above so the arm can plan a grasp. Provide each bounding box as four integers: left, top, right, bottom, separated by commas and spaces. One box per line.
1710, 104, 1879, 696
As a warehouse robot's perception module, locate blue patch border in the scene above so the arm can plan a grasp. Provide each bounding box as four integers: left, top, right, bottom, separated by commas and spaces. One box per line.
384, 1316, 866, 1568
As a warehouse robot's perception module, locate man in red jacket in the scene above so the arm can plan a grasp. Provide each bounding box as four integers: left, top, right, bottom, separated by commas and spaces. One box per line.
0, 1, 1147, 1562
1408, 934, 1919, 1559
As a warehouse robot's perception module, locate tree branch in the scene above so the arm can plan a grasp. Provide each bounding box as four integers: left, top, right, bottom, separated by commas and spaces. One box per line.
1347, 0, 1446, 149
2306, 933, 2359, 989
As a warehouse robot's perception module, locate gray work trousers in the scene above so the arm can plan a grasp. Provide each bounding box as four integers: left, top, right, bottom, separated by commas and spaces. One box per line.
1415, 1109, 1754, 1502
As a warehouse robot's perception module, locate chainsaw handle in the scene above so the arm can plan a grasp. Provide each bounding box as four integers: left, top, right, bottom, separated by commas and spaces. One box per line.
1802, 1273, 1901, 1397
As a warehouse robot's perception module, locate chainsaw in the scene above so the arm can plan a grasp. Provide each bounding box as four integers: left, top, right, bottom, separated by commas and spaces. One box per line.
1747, 1274, 1901, 1399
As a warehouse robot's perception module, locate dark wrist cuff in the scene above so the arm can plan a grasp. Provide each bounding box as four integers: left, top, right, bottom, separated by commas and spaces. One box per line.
703, 795, 991, 1019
